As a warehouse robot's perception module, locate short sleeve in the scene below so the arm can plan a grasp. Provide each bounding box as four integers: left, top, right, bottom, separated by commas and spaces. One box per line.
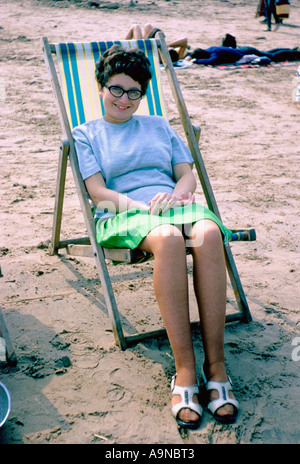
165, 123, 194, 165
72, 127, 102, 180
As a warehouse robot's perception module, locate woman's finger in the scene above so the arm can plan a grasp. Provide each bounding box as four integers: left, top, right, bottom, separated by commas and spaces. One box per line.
150, 200, 161, 215
160, 199, 174, 213
151, 192, 169, 203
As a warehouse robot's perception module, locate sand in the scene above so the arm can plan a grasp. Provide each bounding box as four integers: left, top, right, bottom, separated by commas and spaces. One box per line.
0, 0, 299, 445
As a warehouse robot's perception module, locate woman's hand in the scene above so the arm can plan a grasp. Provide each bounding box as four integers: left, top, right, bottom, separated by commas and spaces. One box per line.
149, 192, 195, 216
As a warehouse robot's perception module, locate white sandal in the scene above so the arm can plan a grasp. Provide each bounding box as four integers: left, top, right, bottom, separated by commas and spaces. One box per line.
201, 367, 239, 424
171, 375, 203, 429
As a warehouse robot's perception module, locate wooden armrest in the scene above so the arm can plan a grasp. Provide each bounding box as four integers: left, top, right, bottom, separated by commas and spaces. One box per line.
192, 124, 201, 144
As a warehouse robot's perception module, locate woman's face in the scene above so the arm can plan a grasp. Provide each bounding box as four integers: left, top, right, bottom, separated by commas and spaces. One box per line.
100, 73, 142, 124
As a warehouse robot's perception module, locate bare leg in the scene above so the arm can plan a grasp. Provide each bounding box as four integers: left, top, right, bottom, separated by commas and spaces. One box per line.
125, 24, 143, 40
139, 220, 236, 421
139, 224, 200, 423
188, 220, 236, 418
143, 23, 155, 38
167, 37, 188, 59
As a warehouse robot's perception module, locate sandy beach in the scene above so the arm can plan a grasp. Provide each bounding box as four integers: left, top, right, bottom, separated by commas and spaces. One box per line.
0, 0, 300, 444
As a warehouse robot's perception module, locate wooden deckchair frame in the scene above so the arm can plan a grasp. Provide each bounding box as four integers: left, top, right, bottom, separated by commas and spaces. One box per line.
42, 33, 255, 350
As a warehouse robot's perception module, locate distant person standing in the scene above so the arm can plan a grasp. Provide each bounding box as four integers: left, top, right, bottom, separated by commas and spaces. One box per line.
265, 0, 281, 31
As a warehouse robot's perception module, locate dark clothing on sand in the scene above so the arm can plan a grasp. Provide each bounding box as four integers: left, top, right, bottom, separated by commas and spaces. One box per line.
192, 47, 244, 65
239, 46, 300, 62
191, 45, 300, 66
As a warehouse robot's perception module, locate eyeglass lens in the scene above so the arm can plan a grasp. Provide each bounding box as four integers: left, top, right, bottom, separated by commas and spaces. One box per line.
107, 85, 142, 100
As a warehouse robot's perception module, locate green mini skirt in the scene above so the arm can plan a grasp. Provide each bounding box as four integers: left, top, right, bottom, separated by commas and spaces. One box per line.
96, 203, 232, 249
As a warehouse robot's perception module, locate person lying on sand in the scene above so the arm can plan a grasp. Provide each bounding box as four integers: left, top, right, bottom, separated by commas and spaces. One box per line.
222, 33, 300, 63
187, 46, 246, 66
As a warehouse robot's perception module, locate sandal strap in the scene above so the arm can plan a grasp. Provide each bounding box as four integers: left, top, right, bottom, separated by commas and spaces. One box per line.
201, 367, 239, 416
205, 380, 239, 415
171, 376, 203, 419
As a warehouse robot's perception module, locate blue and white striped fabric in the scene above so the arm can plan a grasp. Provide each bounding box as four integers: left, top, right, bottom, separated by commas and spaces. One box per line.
54, 39, 167, 130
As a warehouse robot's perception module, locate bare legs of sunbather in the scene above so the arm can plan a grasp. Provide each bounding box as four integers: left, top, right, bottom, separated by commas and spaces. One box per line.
125, 23, 189, 60
125, 23, 144, 40
138, 219, 236, 425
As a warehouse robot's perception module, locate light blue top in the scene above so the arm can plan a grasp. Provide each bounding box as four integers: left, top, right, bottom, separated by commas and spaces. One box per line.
72, 115, 193, 219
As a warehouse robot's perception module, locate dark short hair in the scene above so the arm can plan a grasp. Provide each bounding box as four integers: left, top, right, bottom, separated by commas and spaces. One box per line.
222, 34, 237, 48
168, 48, 179, 63
96, 44, 152, 96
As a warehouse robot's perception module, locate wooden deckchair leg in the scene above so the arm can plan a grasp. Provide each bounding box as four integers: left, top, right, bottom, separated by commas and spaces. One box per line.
67, 144, 128, 350
50, 138, 69, 255
224, 243, 252, 322
51, 139, 128, 348
91, 239, 128, 350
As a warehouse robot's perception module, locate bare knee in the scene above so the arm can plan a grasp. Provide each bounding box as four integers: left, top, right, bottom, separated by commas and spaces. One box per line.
126, 24, 143, 39
139, 224, 185, 255
143, 23, 155, 38
187, 220, 222, 250
202, 220, 222, 243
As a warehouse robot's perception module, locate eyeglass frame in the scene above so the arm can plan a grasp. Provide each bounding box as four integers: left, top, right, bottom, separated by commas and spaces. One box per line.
104, 84, 143, 101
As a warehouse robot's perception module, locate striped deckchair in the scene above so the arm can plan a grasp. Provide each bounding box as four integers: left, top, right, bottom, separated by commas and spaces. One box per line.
42, 34, 255, 350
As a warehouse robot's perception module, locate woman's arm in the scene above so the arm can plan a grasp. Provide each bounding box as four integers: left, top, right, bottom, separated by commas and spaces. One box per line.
172, 162, 197, 198
85, 171, 149, 214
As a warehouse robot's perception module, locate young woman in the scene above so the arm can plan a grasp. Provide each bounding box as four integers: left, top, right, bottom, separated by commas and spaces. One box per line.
72, 45, 239, 429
